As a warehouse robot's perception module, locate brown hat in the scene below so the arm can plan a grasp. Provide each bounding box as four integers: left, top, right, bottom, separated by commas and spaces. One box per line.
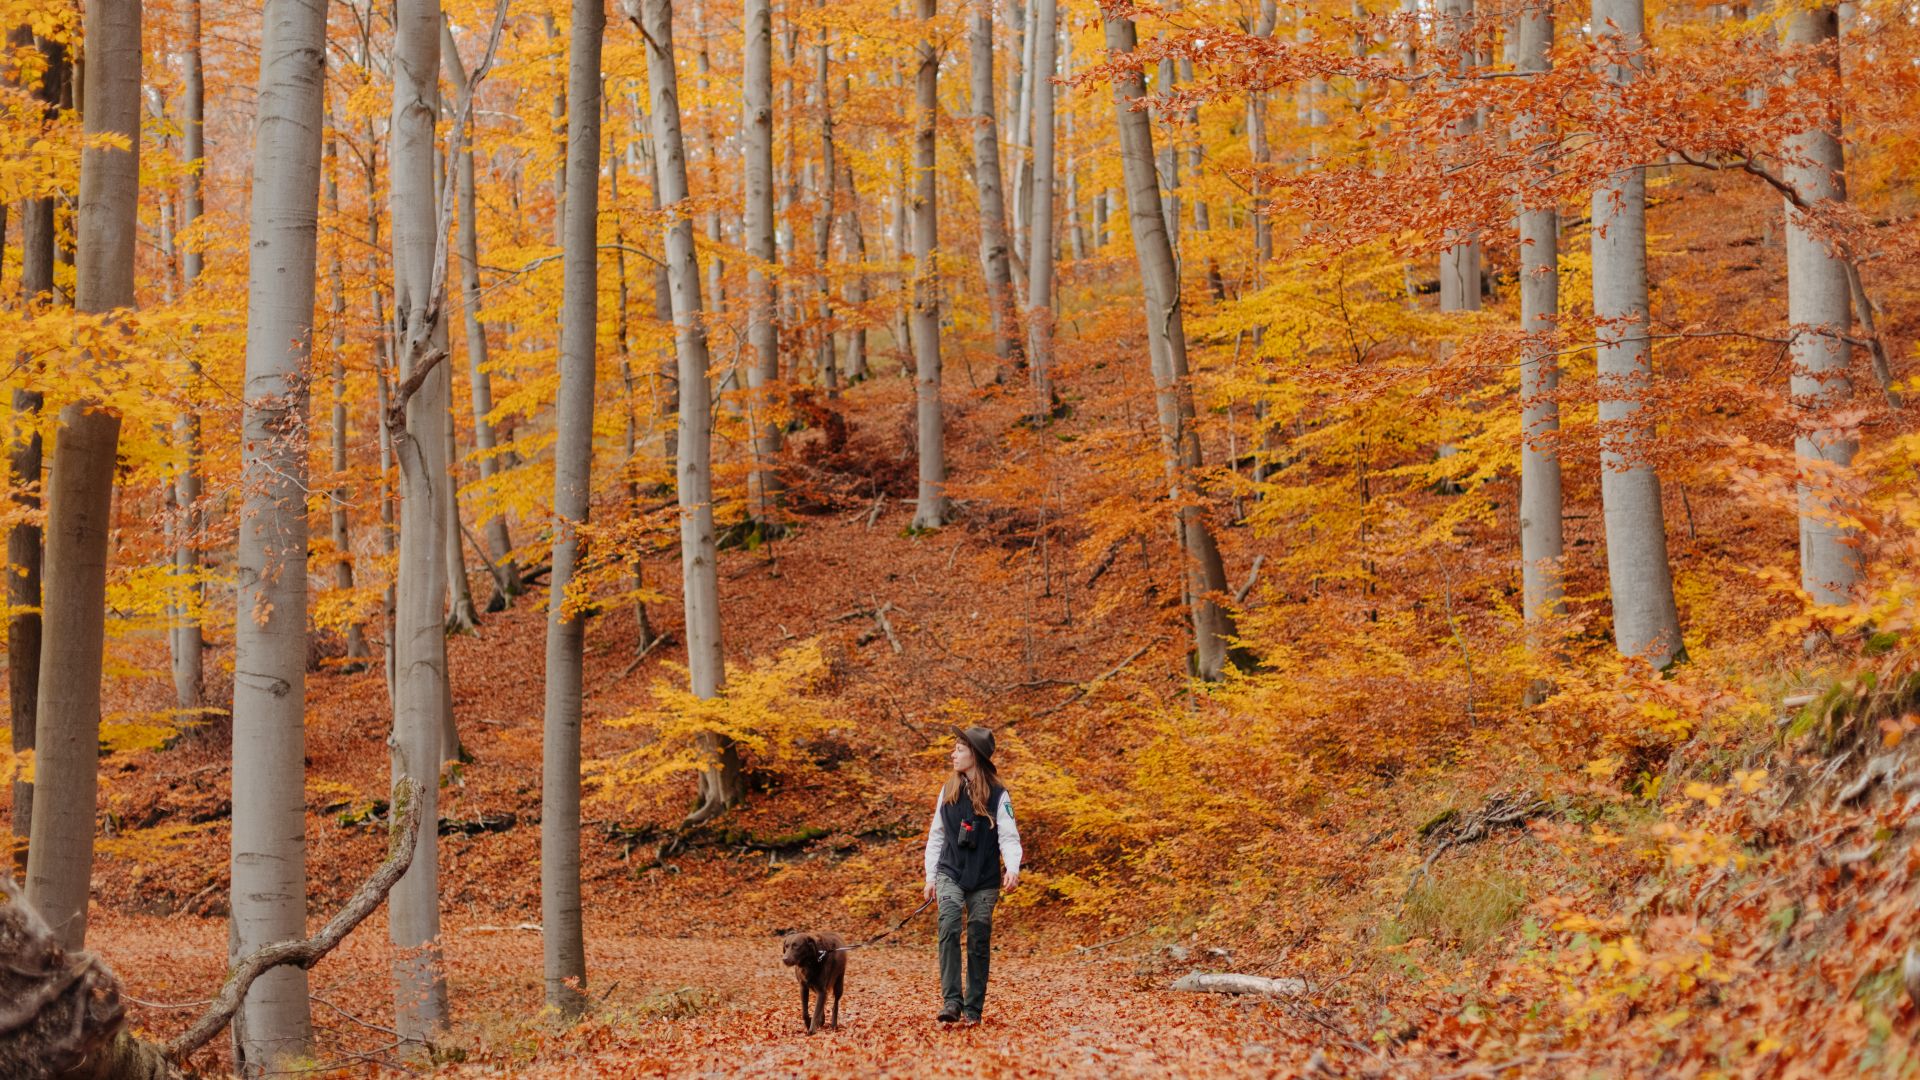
952, 725, 995, 765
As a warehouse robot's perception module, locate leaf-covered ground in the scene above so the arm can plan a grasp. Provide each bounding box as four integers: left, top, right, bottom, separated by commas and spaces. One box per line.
101, 913, 1327, 1077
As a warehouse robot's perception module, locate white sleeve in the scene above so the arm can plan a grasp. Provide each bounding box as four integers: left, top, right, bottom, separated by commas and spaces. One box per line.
997, 792, 1022, 878
924, 793, 944, 886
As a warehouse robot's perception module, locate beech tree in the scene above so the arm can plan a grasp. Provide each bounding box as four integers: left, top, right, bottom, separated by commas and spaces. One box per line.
744, 0, 781, 523
1592, 0, 1685, 668
444, 22, 522, 608
1782, 3, 1859, 609
1025, 0, 1058, 405
1515, 0, 1563, 649
910, 0, 947, 530
1104, 6, 1239, 681
642, 0, 743, 824
229, 0, 331, 1062
969, 0, 1020, 368
7, 26, 63, 868
24, 0, 138, 953
171, 0, 207, 712
387, 0, 452, 1041
541, 0, 601, 1019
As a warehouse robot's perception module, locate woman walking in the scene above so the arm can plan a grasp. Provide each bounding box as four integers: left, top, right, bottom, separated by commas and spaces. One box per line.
923, 725, 1022, 1025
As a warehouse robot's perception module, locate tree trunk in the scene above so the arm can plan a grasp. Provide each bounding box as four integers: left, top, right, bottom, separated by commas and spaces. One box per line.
230, 0, 330, 1059
443, 22, 521, 608
812, 8, 838, 397
1782, 4, 1859, 608
1592, 0, 1685, 668
541, 0, 600, 1021
910, 0, 948, 530
1012, 0, 1037, 260
1437, 0, 1481, 312
8, 29, 63, 872
1515, 0, 1563, 647
1025, 0, 1058, 406
643, 0, 744, 824
25, 0, 139, 952
323, 138, 371, 667
744, 0, 782, 523
969, 0, 1020, 367
1104, 10, 1241, 681
387, 0, 451, 1042
172, 0, 206, 713
839, 157, 870, 382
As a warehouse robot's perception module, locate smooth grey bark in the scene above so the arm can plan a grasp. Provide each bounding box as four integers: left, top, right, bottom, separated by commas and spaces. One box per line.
969, 0, 1020, 367
231, 0, 330, 1061
1592, 0, 1685, 668
744, 0, 782, 521
1437, 0, 1481, 312
8, 30, 61, 870
323, 136, 372, 667
1025, 0, 1058, 405
25, 0, 138, 953
910, 0, 947, 529
1782, 4, 1859, 607
172, 0, 206, 713
387, 0, 451, 1042
812, 10, 838, 396
443, 22, 521, 606
1105, 10, 1240, 681
1515, 0, 1563, 636
642, 0, 743, 824
1011, 0, 1037, 258
541, 0, 600, 1021
839, 156, 870, 382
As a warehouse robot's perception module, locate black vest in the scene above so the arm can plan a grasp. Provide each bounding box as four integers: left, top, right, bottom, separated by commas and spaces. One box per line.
936, 781, 1004, 892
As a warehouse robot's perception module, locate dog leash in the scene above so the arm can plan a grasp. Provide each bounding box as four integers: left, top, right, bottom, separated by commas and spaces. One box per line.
820, 896, 935, 960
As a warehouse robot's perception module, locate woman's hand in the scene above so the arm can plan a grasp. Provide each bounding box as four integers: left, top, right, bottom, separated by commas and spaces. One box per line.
1001, 868, 1018, 892
923, 879, 937, 902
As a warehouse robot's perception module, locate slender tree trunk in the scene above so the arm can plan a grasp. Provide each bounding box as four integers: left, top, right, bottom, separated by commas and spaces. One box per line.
25, 0, 138, 953
1104, 9, 1240, 681
1438, 0, 1482, 311
443, 23, 521, 607
230, 0, 331, 1061
172, 0, 206, 713
969, 0, 1020, 367
744, 0, 782, 522
540, 0, 601, 1021
637, 94, 679, 476
1592, 0, 1685, 668
388, 0, 451, 1042
840, 157, 870, 382
1025, 0, 1058, 406
812, 8, 839, 397
322, 139, 371, 667
1783, 4, 1859, 608
1063, 27, 1085, 264
910, 0, 948, 529
611, 88, 656, 648
643, 0, 743, 824
1012, 1, 1037, 258
1515, 0, 1562, 691
8, 30, 62, 871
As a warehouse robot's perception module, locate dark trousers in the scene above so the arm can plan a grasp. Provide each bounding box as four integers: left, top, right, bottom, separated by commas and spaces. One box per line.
936, 875, 1000, 1018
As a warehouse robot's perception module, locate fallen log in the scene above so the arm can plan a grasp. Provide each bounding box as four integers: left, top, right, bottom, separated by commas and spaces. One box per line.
0, 777, 424, 1079
1170, 972, 1308, 996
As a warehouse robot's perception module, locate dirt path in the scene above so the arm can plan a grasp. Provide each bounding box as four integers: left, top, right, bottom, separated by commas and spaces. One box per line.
97, 915, 1321, 1077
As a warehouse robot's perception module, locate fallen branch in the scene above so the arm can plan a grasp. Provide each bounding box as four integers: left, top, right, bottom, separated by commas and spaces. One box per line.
164, 775, 426, 1063
1033, 644, 1153, 717
0, 777, 425, 1079
619, 631, 672, 678
1170, 972, 1308, 996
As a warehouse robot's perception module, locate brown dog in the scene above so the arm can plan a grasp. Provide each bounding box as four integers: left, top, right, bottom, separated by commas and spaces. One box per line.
780, 930, 847, 1034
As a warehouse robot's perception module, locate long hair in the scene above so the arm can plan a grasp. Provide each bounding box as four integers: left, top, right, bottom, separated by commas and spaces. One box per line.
941, 754, 999, 818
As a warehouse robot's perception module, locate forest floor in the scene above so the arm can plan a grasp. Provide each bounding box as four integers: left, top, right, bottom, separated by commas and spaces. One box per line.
100, 912, 1326, 1077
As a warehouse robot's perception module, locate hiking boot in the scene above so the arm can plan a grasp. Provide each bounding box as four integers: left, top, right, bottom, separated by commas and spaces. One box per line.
937, 1006, 962, 1023
960, 1014, 981, 1027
